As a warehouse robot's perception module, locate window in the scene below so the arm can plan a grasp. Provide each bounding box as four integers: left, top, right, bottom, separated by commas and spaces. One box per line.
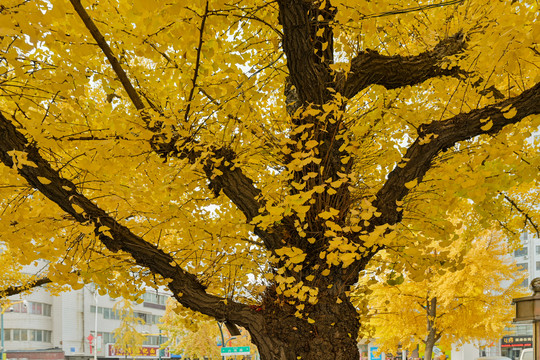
145, 336, 157, 346
143, 335, 168, 346
518, 263, 529, 271
158, 295, 167, 305
515, 248, 528, 257
24, 302, 51, 316
536, 262, 540, 271
102, 307, 121, 320
6, 329, 51, 343
29, 302, 43, 315
536, 246, 540, 255
30, 330, 43, 342
104, 332, 114, 344
522, 278, 529, 288
11, 302, 27, 313
134, 312, 148, 323
96, 331, 114, 344
143, 292, 169, 305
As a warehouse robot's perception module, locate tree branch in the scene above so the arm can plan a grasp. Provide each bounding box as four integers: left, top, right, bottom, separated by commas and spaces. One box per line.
68, 0, 145, 111
370, 82, 540, 230
0, 111, 259, 328
0, 276, 52, 298
68, 0, 279, 249
502, 192, 540, 238
341, 32, 467, 99
184, 1, 209, 122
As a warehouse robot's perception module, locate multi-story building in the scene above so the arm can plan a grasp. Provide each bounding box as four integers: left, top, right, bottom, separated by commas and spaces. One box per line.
2, 285, 170, 360
500, 230, 540, 360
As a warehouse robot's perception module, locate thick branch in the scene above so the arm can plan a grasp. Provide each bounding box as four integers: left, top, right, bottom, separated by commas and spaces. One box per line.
372, 82, 540, 229
0, 111, 259, 328
0, 277, 52, 298
342, 33, 466, 98
277, 0, 335, 104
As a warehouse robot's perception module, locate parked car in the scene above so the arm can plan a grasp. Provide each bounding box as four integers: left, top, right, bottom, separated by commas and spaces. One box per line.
475, 357, 512, 360
519, 348, 533, 360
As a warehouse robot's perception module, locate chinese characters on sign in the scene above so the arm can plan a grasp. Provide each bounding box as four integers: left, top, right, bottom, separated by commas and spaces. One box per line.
501, 336, 533, 348
106, 344, 170, 358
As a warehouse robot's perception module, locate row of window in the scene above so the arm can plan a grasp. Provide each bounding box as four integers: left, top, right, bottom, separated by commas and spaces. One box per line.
92, 332, 167, 346
90, 306, 122, 320
134, 312, 161, 325
513, 244, 540, 258
515, 248, 529, 257
144, 335, 168, 346
10, 302, 52, 316
141, 292, 168, 306
4, 329, 52, 343
93, 331, 115, 345
90, 306, 161, 324
516, 262, 540, 272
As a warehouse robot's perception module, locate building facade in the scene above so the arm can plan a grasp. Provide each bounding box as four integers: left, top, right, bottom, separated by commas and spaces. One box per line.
502, 230, 540, 360
2, 285, 170, 360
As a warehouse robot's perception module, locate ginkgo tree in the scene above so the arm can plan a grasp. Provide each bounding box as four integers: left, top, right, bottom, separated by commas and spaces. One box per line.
112, 299, 147, 359
0, 0, 539, 359
355, 230, 527, 360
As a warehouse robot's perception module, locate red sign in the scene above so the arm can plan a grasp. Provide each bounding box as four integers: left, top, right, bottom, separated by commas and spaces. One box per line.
87, 334, 95, 354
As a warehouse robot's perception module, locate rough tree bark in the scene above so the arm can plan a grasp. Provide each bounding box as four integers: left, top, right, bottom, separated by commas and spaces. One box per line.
0, 1, 539, 359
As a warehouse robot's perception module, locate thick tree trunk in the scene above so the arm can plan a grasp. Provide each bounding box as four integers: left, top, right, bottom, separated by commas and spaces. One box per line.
247, 288, 360, 360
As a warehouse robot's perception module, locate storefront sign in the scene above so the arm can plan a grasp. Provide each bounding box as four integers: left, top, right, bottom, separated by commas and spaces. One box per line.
106, 344, 170, 358
502, 336, 533, 347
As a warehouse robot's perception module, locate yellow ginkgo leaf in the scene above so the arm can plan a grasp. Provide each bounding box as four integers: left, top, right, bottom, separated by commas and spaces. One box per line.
37, 176, 51, 184
72, 204, 85, 214
481, 120, 493, 131
405, 179, 418, 189
502, 107, 517, 119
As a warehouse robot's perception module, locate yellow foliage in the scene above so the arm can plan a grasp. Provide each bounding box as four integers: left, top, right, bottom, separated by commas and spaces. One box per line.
0, 0, 538, 356
356, 230, 528, 354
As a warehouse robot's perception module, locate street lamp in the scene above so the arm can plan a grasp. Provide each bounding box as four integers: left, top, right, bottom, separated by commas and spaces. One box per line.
1, 300, 28, 360
93, 289, 98, 360
513, 277, 540, 360
217, 321, 239, 360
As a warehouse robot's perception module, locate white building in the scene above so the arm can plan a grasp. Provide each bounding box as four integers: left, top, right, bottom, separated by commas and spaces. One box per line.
500, 230, 539, 360
2, 285, 171, 360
